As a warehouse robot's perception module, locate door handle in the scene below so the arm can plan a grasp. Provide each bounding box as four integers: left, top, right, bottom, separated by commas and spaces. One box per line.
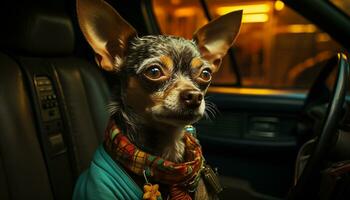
248, 117, 280, 139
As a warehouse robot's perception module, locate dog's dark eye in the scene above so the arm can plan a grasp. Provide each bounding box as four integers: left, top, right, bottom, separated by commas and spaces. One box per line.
199, 69, 212, 82
144, 66, 164, 80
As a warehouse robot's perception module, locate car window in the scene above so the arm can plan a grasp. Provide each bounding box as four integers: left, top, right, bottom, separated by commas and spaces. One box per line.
152, 0, 343, 89
330, 0, 350, 16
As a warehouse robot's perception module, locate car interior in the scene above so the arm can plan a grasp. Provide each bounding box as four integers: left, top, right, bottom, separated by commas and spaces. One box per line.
0, 0, 349, 200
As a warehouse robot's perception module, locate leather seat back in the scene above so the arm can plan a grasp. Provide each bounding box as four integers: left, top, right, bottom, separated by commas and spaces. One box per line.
0, 1, 110, 199
0, 53, 54, 200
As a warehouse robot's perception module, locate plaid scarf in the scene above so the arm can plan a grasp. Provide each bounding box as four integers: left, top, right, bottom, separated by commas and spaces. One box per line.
104, 119, 204, 200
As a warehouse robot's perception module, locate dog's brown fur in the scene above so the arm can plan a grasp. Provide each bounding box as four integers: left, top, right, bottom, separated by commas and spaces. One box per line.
76, 0, 242, 199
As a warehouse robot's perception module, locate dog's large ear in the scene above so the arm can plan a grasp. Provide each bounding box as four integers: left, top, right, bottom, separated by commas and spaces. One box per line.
193, 10, 242, 72
76, 0, 137, 71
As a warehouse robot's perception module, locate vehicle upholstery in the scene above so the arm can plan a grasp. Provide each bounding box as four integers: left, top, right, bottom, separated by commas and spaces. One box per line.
0, 1, 110, 199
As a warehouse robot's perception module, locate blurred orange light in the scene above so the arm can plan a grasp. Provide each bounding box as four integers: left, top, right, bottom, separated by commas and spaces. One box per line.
171, 0, 181, 5
208, 87, 303, 96
174, 7, 196, 17
287, 24, 317, 33
242, 14, 269, 23
316, 33, 331, 42
216, 4, 270, 15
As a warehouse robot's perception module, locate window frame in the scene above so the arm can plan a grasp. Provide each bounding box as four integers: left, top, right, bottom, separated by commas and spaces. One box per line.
284, 0, 350, 50
327, 0, 350, 19
140, 0, 161, 35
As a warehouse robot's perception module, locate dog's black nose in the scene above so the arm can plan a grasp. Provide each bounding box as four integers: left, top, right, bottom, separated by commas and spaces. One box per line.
180, 90, 203, 108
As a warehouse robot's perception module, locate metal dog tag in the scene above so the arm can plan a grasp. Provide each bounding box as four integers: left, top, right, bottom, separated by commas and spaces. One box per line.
202, 165, 223, 194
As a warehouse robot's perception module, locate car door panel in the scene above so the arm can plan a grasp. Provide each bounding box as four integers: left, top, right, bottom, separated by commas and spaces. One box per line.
197, 88, 306, 197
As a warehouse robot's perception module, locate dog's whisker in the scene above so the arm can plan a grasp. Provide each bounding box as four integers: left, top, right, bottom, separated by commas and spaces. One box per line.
107, 101, 120, 116
205, 101, 219, 115
203, 111, 213, 121
204, 109, 214, 120
208, 106, 219, 115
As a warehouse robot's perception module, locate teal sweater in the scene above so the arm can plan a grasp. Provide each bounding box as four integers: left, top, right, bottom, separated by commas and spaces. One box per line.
73, 145, 143, 200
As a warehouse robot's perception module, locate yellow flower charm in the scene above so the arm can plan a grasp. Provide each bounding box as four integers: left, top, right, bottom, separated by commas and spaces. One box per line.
143, 183, 161, 200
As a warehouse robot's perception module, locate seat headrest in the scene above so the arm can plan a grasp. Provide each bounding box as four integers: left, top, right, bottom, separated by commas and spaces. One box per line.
0, 3, 75, 56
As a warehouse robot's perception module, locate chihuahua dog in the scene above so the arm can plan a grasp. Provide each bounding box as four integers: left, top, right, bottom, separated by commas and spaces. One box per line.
76, 0, 241, 199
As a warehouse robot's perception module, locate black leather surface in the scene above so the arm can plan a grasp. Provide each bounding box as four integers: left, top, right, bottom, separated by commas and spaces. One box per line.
16, 56, 77, 200
52, 57, 110, 172
0, 53, 54, 200
0, 153, 10, 200
13, 55, 110, 198
0, 2, 74, 56
0, 1, 111, 199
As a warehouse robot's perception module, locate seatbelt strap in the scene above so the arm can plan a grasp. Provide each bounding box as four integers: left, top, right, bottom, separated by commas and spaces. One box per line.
12, 56, 76, 200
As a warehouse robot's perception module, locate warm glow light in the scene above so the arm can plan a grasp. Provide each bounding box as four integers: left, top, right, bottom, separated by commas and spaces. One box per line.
276, 24, 318, 34
274, 0, 285, 11
216, 4, 271, 15
174, 7, 196, 17
287, 24, 317, 33
242, 14, 269, 23
171, 0, 181, 5
216, 4, 270, 23
316, 33, 331, 42
208, 87, 305, 97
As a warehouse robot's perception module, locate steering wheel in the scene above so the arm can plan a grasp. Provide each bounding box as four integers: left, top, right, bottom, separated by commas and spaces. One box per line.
289, 53, 349, 199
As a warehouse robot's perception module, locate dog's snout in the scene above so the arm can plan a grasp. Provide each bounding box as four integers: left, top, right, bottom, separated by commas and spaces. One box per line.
180, 90, 203, 108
